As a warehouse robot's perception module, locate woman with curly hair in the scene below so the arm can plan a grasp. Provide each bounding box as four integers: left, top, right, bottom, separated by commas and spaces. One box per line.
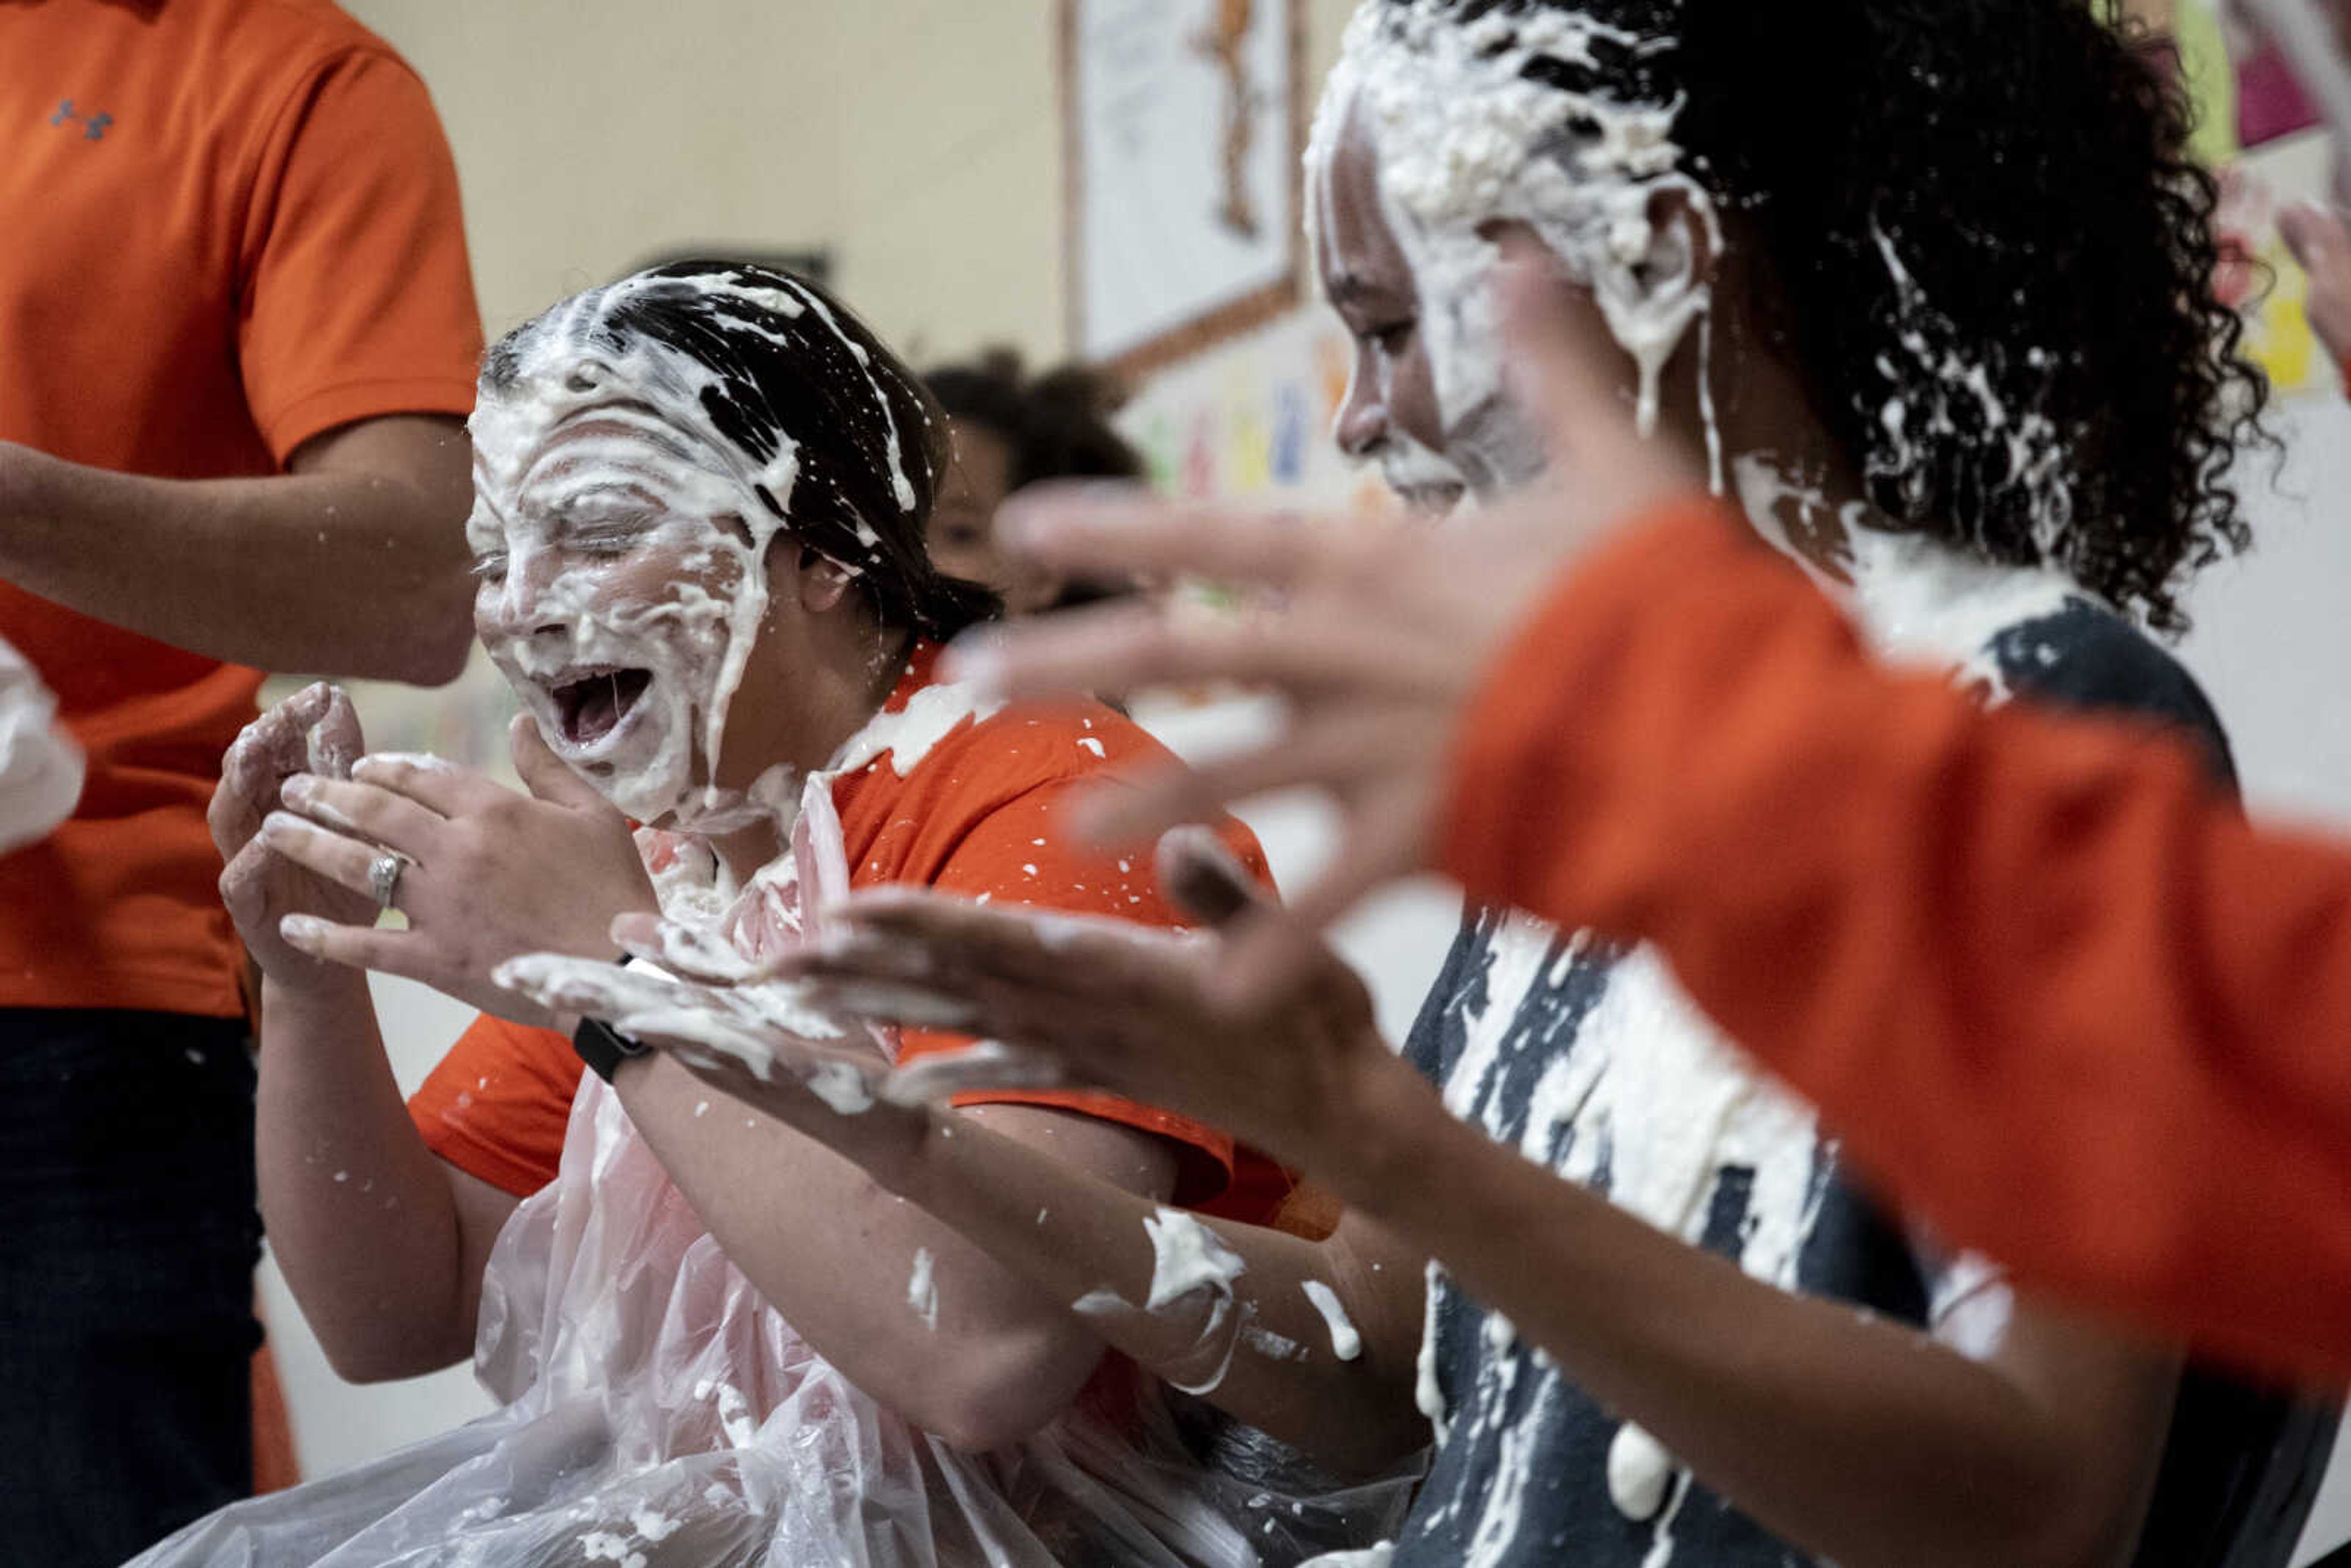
750, 2, 2339, 1566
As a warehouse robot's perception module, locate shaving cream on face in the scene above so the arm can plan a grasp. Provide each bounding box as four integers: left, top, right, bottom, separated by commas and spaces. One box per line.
1309, 2, 1717, 485
468, 267, 920, 833
470, 400, 768, 827
1377, 429, 1477, 517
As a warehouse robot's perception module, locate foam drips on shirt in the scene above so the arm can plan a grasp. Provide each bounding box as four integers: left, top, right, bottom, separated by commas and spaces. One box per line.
1842, 523, 2084, 707
826, 677, 1006, 778
1415, 508, 2085, 1557
1733, 451, 2087, 705
1550, 946, 1826, 1298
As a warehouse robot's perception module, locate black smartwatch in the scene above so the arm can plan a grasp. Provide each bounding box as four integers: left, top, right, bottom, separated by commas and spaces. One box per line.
570, 954, 648, 1084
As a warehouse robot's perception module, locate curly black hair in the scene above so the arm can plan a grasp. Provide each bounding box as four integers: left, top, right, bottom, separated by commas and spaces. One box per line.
1430, 0, 2267, 634
924, 350, 1146, 492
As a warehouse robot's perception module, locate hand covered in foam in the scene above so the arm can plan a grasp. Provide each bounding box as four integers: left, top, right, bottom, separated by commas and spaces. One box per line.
952, 247, 1695, 994
514, 906, 1056, 1138
497, 923, 993, 1182
770, 827, 1410, 1184
214, 681, 372, 986
492, 945, 864, 1093
261, 713, 658, 1024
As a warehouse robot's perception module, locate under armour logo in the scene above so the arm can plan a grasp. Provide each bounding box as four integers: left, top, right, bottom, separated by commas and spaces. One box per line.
50, 100, 113, 140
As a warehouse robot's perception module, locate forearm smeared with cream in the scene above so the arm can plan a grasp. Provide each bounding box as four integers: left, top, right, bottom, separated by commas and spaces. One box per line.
503, 940, 1426, 1474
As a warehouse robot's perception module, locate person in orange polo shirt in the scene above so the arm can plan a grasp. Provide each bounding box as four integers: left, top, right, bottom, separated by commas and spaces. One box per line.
146, 264, 1417, 1563
0, 1, 481, 1559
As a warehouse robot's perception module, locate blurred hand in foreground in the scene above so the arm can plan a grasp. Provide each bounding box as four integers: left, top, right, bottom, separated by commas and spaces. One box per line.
767, 827, 1419, 1182
952, 240, 1697, 991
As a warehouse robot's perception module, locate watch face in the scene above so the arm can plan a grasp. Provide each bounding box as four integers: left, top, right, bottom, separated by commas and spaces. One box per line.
572, 1016, 646, 1084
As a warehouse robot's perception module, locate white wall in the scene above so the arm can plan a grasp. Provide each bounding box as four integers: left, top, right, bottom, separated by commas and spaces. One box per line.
2177, 394, 2351, 1566
338, 0, 1359, 361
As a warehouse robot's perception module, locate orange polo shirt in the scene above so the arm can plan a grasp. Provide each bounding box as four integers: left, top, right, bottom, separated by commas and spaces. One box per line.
412, 645, 1302, 1225
0, 0, 483, 1018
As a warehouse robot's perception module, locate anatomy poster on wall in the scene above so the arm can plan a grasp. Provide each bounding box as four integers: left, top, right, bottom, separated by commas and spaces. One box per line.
1063, 0, 1303, 373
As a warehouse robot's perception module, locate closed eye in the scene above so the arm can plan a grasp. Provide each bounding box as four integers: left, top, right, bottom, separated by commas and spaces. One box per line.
470, 552, 509, 580
564, 527, 646, 554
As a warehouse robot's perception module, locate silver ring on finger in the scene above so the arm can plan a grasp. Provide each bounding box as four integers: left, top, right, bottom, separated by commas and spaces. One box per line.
368, 851, 407, 912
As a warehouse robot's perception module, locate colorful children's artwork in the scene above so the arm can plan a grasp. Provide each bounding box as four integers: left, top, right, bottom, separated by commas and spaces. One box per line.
1119, 307, 1400, 513
1111, 307, 1397, 690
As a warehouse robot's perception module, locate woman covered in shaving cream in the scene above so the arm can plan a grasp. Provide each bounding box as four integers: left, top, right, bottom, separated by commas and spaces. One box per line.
760, 4, 2341, 1567
143, 263, 1415, 1566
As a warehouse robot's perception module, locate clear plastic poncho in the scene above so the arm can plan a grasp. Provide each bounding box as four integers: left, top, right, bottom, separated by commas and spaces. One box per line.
130, 780, 1417, 1568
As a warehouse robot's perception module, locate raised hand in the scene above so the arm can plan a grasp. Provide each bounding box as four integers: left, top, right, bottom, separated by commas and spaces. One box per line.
257, 711, 658, 1023
213, 682, 373, 985
771, 828, 1416, 1181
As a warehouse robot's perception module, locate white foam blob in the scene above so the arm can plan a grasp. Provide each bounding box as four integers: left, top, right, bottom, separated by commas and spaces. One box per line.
907, 1247, 940, 1331
1302, 1280, 1363, 1362
1606, 1422, 1675, 1522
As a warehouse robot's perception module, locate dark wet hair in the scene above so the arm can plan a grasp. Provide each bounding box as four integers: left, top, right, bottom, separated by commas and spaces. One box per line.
482, 260, 1003, 640
926, 350, 1146, 492
1409, 0, 2267, 635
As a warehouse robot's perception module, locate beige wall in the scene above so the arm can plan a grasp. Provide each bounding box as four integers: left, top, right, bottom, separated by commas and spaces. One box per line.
343, 0, 1359, 369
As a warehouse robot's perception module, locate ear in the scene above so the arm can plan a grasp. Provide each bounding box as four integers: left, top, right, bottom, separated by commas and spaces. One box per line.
793, 548, 859, 615
1565, 186, 1720, 437
1631, 186, 1719, 309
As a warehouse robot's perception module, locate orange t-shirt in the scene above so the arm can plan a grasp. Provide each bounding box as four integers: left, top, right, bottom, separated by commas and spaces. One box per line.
411, 645, 1302, 1223
0, 0, 484, 1018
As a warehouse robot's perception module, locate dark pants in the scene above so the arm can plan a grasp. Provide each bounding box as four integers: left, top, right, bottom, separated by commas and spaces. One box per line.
0, 1008, 262, 1564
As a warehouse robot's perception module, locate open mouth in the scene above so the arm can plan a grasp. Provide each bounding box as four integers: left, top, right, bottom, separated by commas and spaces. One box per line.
549, 667, 652, 747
